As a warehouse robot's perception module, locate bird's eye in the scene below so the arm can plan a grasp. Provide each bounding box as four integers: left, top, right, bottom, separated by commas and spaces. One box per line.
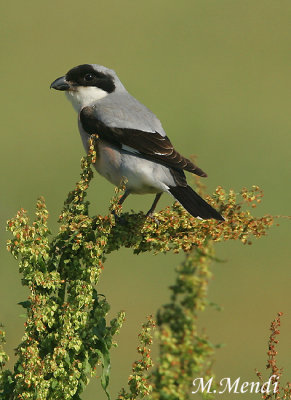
84, 73, 94, 82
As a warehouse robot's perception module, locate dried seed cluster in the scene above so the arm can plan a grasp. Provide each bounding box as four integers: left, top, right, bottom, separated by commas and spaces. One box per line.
0, 137, 279, 400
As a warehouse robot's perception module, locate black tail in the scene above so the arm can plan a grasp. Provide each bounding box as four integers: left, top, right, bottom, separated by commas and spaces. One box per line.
169, 185, 224, 221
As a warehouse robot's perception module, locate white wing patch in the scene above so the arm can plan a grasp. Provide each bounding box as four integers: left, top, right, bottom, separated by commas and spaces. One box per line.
122, 144, 141, 154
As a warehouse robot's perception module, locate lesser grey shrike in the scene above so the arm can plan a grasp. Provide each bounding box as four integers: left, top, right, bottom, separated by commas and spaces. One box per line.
51, 64, 224, 221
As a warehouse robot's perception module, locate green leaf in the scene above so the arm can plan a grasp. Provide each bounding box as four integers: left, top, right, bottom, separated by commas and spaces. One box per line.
93, 317, 106, 339
97, 339, 111, 400
18, 301, 31, 309
51, 379, 58, 389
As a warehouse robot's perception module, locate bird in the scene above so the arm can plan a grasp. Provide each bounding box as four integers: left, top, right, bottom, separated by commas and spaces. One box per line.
50, 64, 224, 221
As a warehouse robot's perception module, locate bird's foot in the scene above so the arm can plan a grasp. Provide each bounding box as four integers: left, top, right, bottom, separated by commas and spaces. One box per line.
111, 210, 128, 226
145, 211, 160, 225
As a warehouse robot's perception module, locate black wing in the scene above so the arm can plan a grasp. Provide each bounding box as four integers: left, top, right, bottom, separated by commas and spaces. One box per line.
80, 106, 207, 177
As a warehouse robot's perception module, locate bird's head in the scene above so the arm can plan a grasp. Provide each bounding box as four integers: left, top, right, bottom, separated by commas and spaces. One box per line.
50, 64, 123, 111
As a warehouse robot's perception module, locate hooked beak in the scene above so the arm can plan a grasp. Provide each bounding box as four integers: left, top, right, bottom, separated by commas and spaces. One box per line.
50, 76, 71, 91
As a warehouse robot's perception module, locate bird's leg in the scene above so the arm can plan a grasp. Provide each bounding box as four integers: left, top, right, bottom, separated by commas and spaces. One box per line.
112, 189, 131, 222
118, 189, 131, 206
146, 193, 162, 217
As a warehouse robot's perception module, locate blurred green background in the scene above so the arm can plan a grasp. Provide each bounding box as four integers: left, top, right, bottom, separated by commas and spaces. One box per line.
1, 0, 290, 398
